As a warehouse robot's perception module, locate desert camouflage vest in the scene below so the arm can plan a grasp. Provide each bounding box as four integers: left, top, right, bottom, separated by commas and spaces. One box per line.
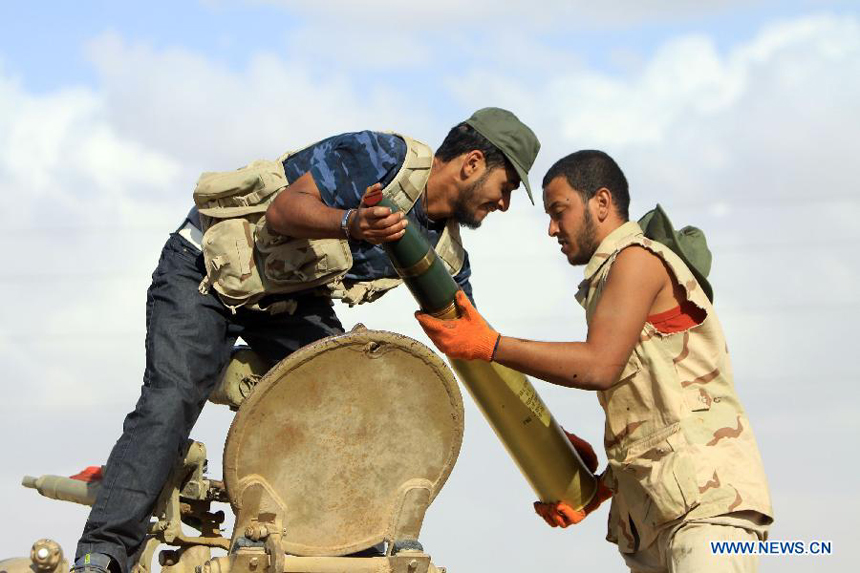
575, 222, 773, 552
192, 135, 465, 314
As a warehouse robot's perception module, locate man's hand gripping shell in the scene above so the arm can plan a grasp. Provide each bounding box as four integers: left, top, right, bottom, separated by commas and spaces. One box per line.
414, 290, 500, 362
351, 183, 408, 244
533, 431, 613, 527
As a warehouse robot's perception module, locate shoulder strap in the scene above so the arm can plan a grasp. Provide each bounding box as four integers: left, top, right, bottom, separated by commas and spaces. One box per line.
384, 134, 464, 275
435, 220, 466, 275
381, 134, 434, 213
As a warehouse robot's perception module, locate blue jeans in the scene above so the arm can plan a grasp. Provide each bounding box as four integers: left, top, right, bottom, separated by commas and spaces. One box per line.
76, 233, 344, 573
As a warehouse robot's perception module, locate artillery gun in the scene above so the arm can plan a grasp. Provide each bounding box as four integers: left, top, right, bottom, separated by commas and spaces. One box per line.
4, 326, 462, 573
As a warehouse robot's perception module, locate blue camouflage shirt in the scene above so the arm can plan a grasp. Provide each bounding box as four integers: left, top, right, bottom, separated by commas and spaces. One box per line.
187, 131, 473, 300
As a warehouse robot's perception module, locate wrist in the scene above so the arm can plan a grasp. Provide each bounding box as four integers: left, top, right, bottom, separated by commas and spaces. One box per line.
490, 333, 502, 361
348, 208, 361, 241
341, 208, 357, 240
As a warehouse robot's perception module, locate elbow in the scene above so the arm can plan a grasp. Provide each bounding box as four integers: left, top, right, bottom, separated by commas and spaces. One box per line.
572, 364, 621, 392
265, 201, 291, 236
589, 374, 617, 392
577, 374, 615, 392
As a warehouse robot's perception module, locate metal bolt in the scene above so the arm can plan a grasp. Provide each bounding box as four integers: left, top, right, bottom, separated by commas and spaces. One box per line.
364, 341, 380, 354
408, 559, 418, 572
30, 539, 61, 571
245, 523, 269, 540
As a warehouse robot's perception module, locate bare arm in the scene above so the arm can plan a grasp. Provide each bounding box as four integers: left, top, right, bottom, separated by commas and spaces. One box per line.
493, 246, 670, 391
265, 174, 407, 243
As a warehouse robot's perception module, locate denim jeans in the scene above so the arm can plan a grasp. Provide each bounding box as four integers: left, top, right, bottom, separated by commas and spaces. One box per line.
76, 233, 344, 573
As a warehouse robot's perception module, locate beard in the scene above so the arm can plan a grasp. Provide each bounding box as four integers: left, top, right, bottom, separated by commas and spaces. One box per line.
452, 172, 491, 230
568, 206, 599, 266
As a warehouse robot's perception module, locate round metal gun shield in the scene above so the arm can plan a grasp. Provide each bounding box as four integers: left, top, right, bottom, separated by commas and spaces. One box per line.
222, 328, 464, 556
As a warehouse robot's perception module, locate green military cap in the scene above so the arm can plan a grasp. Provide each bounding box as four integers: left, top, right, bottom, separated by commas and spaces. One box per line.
638, 204, 715, 302
465, 107, 541, 204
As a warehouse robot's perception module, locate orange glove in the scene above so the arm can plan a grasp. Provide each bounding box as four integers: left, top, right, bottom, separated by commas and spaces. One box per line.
415, 290, 500, 362
533, 431, 613, 528
563, 429, 598, 474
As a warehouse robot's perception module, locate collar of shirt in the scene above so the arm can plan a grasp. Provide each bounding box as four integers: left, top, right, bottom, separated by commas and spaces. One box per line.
582, 221, 643, 281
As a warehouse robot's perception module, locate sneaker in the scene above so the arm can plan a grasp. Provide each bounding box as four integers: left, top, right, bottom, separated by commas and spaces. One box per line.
71, 553, 113, 573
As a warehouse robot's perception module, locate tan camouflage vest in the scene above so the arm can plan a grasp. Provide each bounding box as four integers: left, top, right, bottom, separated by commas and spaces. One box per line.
575, 222, 773, 552
192, 135, 465, 314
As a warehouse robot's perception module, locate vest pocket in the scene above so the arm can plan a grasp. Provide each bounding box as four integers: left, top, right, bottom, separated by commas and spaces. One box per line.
255, 218, 352, 289
614, 425, 700, 532
201, 219, 265, 306
684, 386, 713, 412
194, 159, 286, 217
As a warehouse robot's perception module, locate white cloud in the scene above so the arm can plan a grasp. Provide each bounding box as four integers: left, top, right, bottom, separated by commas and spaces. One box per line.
252, 0, 756, 29
446, 13, 860, 234
83, 32, 439, 172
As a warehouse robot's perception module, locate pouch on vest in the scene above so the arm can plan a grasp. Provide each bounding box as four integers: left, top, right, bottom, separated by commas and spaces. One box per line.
193, 158, 354, 312
255, 216, 352, 292
194, 158, 294, 312
199, 218, 266, 308
195, 159, 287, 218
611, 425, 700, 535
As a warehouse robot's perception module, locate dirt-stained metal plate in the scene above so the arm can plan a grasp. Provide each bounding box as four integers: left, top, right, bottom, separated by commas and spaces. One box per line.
223, 328, 464, 556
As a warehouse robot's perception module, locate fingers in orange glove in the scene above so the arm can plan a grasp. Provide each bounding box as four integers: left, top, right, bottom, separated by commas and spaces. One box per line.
415, 290, 499, 362
534, 502, 566, 528
562, 430, 599, 474
533, 480, 613, 528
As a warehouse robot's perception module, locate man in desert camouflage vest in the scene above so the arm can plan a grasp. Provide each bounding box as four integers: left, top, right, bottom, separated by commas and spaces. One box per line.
73, 108, 540, 573
417, 150, 773, 572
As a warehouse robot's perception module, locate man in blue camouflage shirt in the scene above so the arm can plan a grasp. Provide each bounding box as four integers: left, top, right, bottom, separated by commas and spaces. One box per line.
277, 130, 474, 298
73, 108, 540, 573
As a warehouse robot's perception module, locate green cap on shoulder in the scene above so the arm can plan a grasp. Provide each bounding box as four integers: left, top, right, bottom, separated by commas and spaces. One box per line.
465, 107, 541, 204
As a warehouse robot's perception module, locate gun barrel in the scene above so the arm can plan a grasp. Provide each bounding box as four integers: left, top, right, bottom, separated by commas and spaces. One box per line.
380, 195, 597, 509
22, 474, 99, 506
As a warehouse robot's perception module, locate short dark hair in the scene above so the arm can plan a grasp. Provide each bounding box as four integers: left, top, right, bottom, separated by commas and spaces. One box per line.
542, 150, 629, 220
435, 122, 510, 170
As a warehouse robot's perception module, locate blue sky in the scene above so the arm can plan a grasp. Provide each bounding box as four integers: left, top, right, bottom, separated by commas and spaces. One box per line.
1, 2, 858, 572
4, 1, 856, 95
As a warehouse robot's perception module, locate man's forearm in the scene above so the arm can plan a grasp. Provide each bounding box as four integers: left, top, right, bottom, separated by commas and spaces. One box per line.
266, 190, 348, 239
493, 337, 623, 391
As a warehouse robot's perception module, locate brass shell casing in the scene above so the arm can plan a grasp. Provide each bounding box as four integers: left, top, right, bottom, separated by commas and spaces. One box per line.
451, 359, 597, 509
379, 196, 597, 509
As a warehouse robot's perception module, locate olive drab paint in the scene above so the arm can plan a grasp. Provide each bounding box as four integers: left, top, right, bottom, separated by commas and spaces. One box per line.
576, 221, 773, 553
